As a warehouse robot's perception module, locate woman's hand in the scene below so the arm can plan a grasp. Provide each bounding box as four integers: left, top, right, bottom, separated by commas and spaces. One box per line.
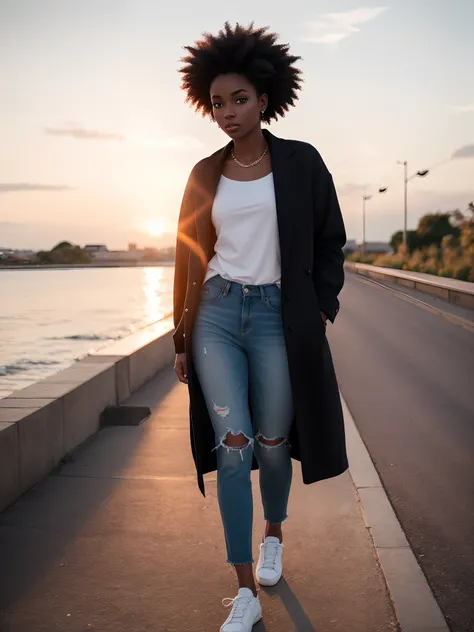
174, 353, 188, 384
321, 311, 328, 327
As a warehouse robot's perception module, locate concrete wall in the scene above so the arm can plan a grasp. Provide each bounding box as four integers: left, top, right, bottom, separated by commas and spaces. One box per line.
345, 262, 474, 310
0, 317, 175, 512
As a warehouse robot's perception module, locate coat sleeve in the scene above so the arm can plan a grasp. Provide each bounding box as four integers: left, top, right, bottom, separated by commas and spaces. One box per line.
312, 165, 346, 323
173, 170, 197, 354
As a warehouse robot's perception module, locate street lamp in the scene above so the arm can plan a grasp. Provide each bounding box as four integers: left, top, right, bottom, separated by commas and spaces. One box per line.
362, 187, 387, 255
397, 161, 430, 248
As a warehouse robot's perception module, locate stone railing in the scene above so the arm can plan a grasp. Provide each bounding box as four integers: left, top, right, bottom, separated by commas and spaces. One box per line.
0, 317, 175, 512
345, 262, 474, 310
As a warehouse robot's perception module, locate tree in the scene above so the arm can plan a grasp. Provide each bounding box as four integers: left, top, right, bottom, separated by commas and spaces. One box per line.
459, 202, 474, 255
390, 229, 422, 253
383, 202, 473, 281
416, 212, 459, 248
37, 250, 53, 264
451, 209, 465, 227
51, 241, 73, 251
35, 242, 92, 265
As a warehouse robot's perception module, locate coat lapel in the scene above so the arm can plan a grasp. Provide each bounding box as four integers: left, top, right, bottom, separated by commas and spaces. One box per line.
194, 130, 296, 267
263, 130, 296, 266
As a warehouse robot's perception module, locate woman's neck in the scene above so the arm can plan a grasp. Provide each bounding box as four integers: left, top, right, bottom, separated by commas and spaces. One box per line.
232, 127, 266, 162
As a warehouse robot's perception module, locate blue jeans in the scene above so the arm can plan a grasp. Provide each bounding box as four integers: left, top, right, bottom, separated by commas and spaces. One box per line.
192, 274, 294, 564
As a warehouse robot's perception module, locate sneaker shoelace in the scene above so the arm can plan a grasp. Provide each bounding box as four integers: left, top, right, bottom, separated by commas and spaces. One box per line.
222, 595, 252, 623
261, 541, 281, 569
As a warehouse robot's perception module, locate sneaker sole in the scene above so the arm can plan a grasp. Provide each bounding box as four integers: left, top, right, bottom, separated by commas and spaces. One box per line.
253, 612, 263, 625
256, 573, 282, 587
220, 612, 262, 632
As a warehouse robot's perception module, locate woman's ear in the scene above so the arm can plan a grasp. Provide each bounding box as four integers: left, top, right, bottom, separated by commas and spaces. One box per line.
260, 93, 268, 114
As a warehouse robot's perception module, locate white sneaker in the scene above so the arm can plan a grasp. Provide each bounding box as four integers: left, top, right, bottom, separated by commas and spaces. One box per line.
256, 536, 284, 586
220, 587, 262, 632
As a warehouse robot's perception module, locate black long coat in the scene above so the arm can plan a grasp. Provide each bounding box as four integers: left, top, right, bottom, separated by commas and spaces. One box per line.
173, 130, 348, 496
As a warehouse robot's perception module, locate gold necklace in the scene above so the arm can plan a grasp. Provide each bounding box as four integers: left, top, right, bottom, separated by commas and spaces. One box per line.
231, 145, 268, 168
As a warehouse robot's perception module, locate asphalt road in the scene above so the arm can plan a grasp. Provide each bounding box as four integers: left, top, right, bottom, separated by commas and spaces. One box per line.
328, 272, 474, 632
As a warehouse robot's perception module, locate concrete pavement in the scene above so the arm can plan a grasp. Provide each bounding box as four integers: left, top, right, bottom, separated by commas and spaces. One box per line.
0, 365, 398, 632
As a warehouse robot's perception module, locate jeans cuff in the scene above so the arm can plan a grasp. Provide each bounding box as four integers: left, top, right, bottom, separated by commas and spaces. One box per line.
263, 513, 288, 525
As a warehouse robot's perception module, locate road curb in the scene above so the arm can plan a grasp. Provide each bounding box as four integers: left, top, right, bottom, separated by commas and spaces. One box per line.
341, 395, 450, 632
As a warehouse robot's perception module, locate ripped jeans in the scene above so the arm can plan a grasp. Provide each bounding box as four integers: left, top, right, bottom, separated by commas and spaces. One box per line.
192, 274, 294, 564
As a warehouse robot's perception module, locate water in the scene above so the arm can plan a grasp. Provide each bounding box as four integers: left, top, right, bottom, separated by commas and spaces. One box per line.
0, 266, 174, 398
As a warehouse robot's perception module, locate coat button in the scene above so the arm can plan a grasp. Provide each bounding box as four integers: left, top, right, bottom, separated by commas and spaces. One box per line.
305, 269, 312, 275
192, 281, 196, 286
185, 308, 189, 312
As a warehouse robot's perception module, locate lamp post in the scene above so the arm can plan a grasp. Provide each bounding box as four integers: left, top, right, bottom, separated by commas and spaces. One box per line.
362, 195, 371, 255
398, 161, 429, 248
361, 188, 387, 255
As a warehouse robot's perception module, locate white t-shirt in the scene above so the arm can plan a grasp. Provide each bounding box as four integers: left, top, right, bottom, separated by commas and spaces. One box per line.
204, 173, 281, 286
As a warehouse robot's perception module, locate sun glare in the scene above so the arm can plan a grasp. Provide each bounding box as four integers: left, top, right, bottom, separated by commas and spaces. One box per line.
146, 220, 166, 237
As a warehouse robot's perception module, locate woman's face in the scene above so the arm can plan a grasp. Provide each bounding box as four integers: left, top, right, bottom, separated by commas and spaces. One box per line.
210, 73, 267, 140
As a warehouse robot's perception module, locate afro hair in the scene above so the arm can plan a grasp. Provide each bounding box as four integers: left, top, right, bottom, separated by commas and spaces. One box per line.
179, 22, 302, 124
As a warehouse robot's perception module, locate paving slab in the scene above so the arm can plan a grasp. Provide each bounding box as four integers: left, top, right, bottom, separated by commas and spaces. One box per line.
0, 398, 56, 409
0, 366, 398, 632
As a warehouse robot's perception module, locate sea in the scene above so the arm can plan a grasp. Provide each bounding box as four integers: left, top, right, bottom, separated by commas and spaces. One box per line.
0, 265, 175, 398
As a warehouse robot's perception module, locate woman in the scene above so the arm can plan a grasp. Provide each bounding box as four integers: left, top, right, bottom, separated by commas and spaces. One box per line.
173, 23, 348, 632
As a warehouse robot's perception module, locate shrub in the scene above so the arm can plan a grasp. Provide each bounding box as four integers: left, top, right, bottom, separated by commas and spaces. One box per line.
453, 265, 472, 281
346, 253, 377, 264
374, 252, 404, 269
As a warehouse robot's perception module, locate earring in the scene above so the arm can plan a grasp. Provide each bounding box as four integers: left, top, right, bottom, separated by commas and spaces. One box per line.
261, 109, 266, 119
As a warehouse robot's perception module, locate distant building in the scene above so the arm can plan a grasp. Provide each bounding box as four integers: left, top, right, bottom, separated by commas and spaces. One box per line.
84, 244, 108, 254
0, 248, 36, 262
343, 239, 358, 255
86, 245, 143, 262
80, 242, 174, 264
104, 249, 143, 261
361, 241, 393, 254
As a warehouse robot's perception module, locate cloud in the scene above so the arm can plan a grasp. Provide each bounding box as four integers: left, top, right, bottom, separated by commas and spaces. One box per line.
303, 7, 388, 44
453, 103, 474, 113
451, 144, 474, 159
45, 124, 124, 141
44, 124, 202, 151
337, 182, 369, 196
0, 183, 74, 193
129, 132, 204, 151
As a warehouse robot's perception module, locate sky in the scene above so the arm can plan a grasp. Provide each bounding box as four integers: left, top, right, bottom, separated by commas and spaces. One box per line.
1, 0, 473, 250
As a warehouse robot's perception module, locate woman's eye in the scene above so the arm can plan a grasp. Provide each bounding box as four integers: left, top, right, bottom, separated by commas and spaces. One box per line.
212, 102, 222, 109
236, 97, 248, 104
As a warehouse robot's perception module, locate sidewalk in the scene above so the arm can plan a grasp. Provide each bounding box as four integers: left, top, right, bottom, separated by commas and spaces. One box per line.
0, 366, 398, 632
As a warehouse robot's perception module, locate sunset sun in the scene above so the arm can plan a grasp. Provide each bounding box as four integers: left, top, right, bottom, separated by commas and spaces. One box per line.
146, 220, 166, 237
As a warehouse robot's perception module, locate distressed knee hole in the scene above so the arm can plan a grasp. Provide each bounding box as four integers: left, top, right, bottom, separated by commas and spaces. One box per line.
213, 429, 254, 460
223, 432, 250, 448
212, 401, 230, 418
256, 433, 288, 449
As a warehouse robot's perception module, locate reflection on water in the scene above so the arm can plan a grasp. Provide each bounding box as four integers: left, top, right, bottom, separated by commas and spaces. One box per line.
0, 265, 175, 397
143, 266, 167, 324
